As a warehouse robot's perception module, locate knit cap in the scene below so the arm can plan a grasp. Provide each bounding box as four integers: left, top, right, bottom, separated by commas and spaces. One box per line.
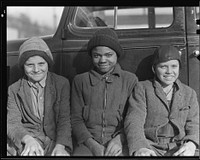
87, 28, 123, 57
153, 45, 181, 66
18, 37, 54, 69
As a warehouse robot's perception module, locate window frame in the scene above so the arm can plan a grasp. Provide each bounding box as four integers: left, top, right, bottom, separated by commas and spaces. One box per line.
73, 6, 174, 30
63, 6, 184, 43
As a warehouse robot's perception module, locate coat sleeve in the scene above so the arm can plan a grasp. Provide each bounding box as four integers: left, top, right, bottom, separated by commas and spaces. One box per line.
71, 76, 93, 145
55, 79, 73, 151
112, 74, 138, 139
124, 82, 152, 156
182, 89, 199, 147
7, 86, 30, 149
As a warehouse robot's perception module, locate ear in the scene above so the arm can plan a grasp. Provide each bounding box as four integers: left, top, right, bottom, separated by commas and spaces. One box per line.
152, 66, 155, 74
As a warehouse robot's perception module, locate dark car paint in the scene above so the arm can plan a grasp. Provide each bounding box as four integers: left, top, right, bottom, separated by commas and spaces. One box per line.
7, 7, 199, 104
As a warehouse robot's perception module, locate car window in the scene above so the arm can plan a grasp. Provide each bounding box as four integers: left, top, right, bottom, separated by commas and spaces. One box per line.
7, 7, 64, 40
195, 6, 199, 19
74, 6, 173, 29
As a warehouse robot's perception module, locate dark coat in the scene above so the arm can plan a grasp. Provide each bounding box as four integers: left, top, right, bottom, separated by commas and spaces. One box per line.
125, 79, 199, 155
7, 72, 72, 152
71, 64, 138, 145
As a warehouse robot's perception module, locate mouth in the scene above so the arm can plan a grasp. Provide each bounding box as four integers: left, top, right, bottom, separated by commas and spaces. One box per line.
31, 73, 43, 77
99, 65, 109, 68
164, 75, 175, 80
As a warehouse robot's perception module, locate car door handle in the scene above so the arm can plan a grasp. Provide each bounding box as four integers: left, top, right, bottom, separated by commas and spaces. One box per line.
193, 50, 200, 57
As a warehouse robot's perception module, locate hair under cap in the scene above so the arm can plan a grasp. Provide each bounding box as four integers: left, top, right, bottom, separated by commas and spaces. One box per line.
87, 28, 123, 57
18, 37, 54, 69
153, 45, 181, 66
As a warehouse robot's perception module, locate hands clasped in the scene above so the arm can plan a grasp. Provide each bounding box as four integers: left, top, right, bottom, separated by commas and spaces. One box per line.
86, 134, 122, 156
134, 148, 157, 156
173, 141, 196, 156
51, 144, 70, 156
104, 134, 122, 156
134, 141, 196, 156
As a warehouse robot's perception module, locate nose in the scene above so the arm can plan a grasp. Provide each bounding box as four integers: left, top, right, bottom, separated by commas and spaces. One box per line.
33, 65, 39, 72
166, 66, 172, 73
99, 56, 106, 63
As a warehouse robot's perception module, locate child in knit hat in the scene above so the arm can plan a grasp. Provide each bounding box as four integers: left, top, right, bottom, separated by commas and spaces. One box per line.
125, 45, 199, 156
7, 37, 72, 156
71, 28, 138, 156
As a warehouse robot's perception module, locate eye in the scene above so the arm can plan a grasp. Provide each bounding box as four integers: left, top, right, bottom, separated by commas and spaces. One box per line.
105, 53, 113, 58
159, 65, 166, 69
172, 64, 178, 68
93, 54, 100, 58
25, 64, 33, 67
38, 62, 46, 66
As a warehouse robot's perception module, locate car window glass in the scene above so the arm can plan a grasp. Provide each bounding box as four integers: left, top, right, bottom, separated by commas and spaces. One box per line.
74, 7, 173, 29
7, 7, 64, 40
154, 7, 173, 28
74, 7, 113, 28
195, 6, 199, 19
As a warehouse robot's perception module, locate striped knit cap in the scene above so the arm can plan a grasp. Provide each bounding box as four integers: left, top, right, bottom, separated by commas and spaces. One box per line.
18, 37, 54, 69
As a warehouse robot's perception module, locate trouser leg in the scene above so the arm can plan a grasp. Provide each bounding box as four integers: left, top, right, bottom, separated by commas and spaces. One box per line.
73, 138, 129, 156
7, 137, 21, 156
7, 143, 17, 156
118, 144, 129, 156
43, 139, 56, 156
72, 143, 93, 156
194, 149, 199, 156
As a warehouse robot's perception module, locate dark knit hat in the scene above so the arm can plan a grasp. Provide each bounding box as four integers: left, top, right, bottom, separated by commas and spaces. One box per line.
87, 28, 123, 57
18, 37, 54, 69
153, 45, 181, 66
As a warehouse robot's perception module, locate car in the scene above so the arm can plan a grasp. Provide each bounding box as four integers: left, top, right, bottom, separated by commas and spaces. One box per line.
7, 6, 200, 105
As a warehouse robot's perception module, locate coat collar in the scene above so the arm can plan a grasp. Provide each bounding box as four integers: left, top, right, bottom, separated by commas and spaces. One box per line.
43, 72, 56, 116
153, 78, 182, 95
27, 75, 47, 88
169, 79, 184, 117
153, 78, 183, 112
17, 72, 56, 123
89, 63, 121, 86
17, 76, 41, 123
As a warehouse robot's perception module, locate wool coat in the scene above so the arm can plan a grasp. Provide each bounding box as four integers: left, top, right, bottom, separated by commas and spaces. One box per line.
7, 72, 72, 153
71, 64, 138, 146
125, 79, 199, 156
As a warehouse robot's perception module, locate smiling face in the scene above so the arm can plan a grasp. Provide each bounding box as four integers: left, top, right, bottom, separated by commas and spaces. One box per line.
154, 60, 180, 87
24, 55, 48, 83
91, 46, 117, 74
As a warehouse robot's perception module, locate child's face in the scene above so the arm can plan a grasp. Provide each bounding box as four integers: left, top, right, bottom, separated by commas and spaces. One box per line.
24, 55, 48, 83
91, 46, 117, 74
155, 59, 180, 87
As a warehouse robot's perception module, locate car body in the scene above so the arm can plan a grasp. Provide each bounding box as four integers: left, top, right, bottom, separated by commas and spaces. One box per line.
7, 6, 200, 104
